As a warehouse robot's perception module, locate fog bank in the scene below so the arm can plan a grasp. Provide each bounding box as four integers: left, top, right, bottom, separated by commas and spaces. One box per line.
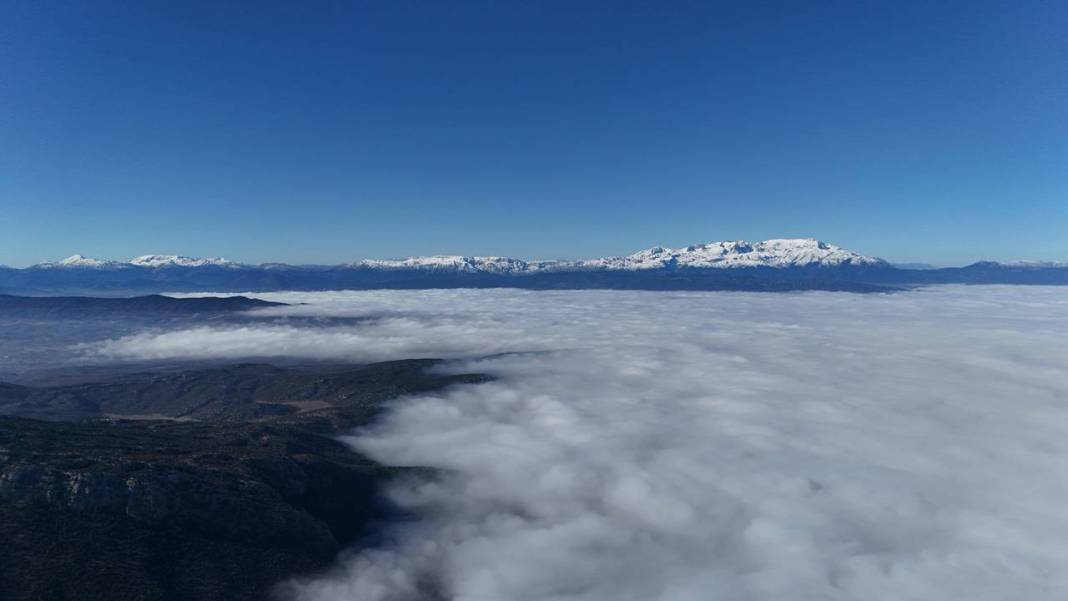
93, 287, 1068, 600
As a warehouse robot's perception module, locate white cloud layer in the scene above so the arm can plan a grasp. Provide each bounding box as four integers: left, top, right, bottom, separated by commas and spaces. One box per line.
92, 287, 1068, 600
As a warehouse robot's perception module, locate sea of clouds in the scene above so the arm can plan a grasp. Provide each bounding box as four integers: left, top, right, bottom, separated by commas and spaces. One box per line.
90, 287, 1068, 600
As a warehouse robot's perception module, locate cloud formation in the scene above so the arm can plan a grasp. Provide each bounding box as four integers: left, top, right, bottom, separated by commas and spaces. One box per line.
94, 287, 1068, 600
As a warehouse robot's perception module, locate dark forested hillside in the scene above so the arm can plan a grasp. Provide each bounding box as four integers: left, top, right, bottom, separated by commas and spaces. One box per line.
0, 360, 486, 601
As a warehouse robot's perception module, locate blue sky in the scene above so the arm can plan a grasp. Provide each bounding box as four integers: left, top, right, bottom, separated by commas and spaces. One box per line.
1, 0, 1065, 267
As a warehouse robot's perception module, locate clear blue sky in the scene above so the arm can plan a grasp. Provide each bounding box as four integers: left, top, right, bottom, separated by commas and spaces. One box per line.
1, 0, 1065, 267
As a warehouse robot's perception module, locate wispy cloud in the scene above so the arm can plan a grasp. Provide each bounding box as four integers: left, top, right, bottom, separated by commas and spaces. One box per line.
93, 287, 1068, 600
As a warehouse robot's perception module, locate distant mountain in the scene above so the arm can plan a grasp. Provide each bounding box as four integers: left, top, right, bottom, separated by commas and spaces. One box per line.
0, 294, 283, 318
32, 254, 238, 270
351, 239, 883, 272
1000, 260, 1068, 268
26, 240, 880, 274
892, 262, 939, 270
128, 255, 241, 268
32, 254, 125, 269
3, 239, 1067, 293
900, 261, 1068, 285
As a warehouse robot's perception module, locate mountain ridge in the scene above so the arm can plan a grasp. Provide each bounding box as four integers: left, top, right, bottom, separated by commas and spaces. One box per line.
4, 238, 1067, 294
0, 294, 283, 317
18, 238, 1066, 273
19, 238, 888, 272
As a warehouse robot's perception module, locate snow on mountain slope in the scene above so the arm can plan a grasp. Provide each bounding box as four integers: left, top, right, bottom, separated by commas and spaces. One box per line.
31, 254, 241, 269
585, 238, 885, 270
354, 239, 884, 273
1000, 260, 1068, 269
129, 255, 239, 268
33, 255, 125, 269
24, 239, 884, 273
354, 255, 566, 273
357, 256, 526, 273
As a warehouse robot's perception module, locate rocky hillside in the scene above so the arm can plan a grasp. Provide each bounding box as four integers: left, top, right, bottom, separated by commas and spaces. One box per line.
0, 360, 485, 601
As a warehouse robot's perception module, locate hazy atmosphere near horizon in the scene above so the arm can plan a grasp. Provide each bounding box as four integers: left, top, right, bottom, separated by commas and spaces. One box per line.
2, 2, 1067, 601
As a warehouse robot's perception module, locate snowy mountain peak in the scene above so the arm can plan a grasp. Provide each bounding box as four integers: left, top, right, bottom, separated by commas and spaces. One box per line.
351, 239, 884, 273
35, 255, 121, 269
590, 238, 883, 270
129, 255, 239, 268
32, 254, 241, 269
25, 239, 884, 273
355, 256, 536, 273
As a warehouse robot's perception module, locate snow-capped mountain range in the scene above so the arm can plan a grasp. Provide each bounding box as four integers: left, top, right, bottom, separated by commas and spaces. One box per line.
34, 254, 240, 270
34, 254, 123, 269
572, 239, 883, 270
31, 239, 882, 272
129, 255, 240, 268
5, 238, 1066, 294
353, 238, 883, 272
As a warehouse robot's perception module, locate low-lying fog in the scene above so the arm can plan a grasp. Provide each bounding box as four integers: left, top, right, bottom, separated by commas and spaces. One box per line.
87, 287, 1068, 599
